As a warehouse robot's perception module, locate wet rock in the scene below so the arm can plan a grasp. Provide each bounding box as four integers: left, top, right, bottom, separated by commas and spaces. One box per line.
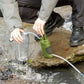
0, 65, 12, 80
27, 28, 84, 68
0, 69, 12, 80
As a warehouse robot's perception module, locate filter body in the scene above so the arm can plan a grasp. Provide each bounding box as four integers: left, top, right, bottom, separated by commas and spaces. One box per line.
40, 37, 53, 58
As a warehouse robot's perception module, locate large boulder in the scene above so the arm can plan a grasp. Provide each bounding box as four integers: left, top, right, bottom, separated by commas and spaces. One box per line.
0, 17, 84, 68
23, 24, 84, 68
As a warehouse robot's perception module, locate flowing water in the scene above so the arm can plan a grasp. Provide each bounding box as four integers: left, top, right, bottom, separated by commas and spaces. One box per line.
0, 31, 84, 84
13, 54, 84, 84
1, 35, 84, 84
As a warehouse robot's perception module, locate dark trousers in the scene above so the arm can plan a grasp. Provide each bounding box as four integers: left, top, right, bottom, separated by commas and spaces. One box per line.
0, 0, 84, 26
71, 0, 84, 27
17, 0, 71, 23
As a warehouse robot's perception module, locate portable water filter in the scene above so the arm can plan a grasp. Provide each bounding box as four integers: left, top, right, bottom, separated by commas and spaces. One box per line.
40, 32, 53, 58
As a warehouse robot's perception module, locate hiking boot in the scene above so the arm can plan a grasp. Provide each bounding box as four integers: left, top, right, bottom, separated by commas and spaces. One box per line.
35, 11, 64, 41
70, 25, 84, 47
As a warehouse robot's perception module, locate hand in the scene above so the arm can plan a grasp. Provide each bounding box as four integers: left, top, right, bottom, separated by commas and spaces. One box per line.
10, 28, 24, 43
33, 18, 46, 36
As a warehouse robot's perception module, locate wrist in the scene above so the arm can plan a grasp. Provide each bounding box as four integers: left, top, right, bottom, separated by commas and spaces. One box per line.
10, 26, 23, 33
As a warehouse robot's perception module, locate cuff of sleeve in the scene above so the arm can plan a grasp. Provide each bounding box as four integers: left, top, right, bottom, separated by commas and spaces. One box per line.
9, 26, 24, 33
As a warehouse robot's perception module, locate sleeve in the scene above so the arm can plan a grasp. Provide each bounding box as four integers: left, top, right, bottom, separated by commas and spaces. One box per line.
38, 0, 58, 21
0, 0, 23, 32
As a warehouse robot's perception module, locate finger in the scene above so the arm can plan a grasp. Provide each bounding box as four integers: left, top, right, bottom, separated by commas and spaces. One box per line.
18, 29, 24, 42
33, 24, 39, 34
13, 33, 21, 43
18, 32, 23, 41
38, 25, 43, 36
33, 24, 36, 31
15, 33, 22, 43
14, 37, 20, 43
13, 34, 20, 43
19, 29, 24, 32
37, 24, 42, 36
10, 33, 13, 41
13, 35, 20, 43
41, 24, 44, 36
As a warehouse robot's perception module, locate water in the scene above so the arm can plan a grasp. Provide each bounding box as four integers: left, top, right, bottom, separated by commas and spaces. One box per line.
53, 54, 84, 77
17, 65, 82, 84
16, 53, 84, 84
62, 15, 72, 31
0, 32, 84, 83
7, 53, 83, 84
52, 54, 84, 84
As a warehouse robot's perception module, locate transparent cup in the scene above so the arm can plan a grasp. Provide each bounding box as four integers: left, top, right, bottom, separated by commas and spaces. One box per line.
16, 32, 29, 62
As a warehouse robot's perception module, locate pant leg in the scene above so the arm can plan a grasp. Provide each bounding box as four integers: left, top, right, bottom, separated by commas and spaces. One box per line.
56, 0, 71, 7
18, 0, 71, 23
17, 0, 41, 9
0, 10, 3, 17
71, 0, 84, 27
17, 0, 41, 23
19, 7, 38, 23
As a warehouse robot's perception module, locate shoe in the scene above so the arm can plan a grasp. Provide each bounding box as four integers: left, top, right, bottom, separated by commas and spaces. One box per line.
70, 25, 84, 47
35, 11, 64, 41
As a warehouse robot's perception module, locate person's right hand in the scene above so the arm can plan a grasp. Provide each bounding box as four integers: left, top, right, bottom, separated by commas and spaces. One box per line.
10, 28, 24, 43
33, 18, 46, 37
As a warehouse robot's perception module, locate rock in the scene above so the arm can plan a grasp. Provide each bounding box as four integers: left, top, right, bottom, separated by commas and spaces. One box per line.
0, 69, 12, 80
0, 65, 12, 80
24, 26, 84, 68
0, 17, 84, 68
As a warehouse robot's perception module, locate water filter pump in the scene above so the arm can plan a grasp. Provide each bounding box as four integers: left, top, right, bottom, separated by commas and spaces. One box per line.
40, 32, 53, 58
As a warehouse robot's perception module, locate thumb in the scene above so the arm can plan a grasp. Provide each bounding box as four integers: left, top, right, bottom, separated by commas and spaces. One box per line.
19, 28, 24, 32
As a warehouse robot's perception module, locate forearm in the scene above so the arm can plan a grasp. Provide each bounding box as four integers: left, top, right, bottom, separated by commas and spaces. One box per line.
38, 0, 58, 21
0, 0, 23, 32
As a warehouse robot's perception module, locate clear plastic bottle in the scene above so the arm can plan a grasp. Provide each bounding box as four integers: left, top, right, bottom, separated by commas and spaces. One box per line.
16, 32, 29, 62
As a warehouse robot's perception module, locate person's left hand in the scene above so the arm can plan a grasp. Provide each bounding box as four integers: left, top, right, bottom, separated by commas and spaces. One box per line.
33, 18, 46, 36
10, 28, 24, 43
